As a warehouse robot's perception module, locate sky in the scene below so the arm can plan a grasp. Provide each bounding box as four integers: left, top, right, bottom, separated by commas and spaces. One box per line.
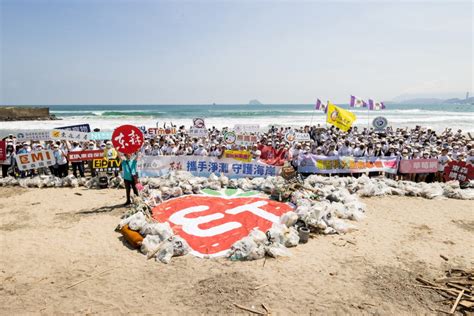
0, 0, 472, 105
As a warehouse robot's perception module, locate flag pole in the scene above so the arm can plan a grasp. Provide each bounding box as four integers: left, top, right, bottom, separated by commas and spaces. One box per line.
310, 107, 315, 126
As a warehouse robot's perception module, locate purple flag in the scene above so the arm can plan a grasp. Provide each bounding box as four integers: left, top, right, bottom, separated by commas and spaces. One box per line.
368, 99, 386, 110
315, 99, 327, 113
350, 95, 367, 108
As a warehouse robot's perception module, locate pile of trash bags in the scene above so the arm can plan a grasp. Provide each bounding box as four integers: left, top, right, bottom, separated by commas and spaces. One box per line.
303, 174, 474, 200
118, 210, 190, 264
0, 175, 125, 189
124, 171, 474, 263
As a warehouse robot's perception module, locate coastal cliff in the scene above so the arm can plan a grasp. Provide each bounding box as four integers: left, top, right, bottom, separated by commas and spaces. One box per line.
0, 106, 58, 121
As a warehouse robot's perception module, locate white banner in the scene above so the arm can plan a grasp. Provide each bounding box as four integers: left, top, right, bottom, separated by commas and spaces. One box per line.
284, 131, 310, 142
50, 129, 90, 141
15, 150, 55, 171
13, 129, 90, 142
188, 127, 208, 138
233, 124, 260, 133
14, 130, 52, 141
138, 155, 280, 178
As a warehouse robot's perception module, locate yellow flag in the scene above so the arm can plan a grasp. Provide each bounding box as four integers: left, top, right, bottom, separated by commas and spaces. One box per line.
326, 102, 356, 132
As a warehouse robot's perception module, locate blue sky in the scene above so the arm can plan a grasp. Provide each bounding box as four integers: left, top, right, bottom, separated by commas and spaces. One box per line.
1, 0, 472, 105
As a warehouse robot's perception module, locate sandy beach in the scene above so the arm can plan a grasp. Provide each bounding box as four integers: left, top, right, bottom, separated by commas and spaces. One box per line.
0, 186, 472, 315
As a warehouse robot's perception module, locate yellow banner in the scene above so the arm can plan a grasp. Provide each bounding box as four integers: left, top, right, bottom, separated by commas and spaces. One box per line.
223, 150, 252, 162
326, 102, 356, 132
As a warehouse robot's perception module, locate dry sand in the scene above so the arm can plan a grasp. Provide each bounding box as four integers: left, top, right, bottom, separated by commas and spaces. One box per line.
0, 186, 473, 315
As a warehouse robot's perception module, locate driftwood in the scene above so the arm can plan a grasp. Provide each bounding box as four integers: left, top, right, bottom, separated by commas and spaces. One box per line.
65, 268, 115, 290
416, 268, 473, 314
233, 303, 266, 315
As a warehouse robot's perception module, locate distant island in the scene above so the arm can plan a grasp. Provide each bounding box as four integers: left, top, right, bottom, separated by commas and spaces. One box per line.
249, 99, 263, 105
395, 97, 474, 105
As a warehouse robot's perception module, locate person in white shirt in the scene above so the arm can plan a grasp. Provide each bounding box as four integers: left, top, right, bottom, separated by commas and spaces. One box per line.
338, 140, 352, 157
326, 144, 338, 157
251, 145, 261, 160
437, 148, 451, 182
69, 141, 85, 177
150, 144, 162, 156
193, 143, 208, 156
53, 143, 69, 178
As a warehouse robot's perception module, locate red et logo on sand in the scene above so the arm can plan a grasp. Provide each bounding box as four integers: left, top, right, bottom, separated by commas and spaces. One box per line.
152, 190, 293, 257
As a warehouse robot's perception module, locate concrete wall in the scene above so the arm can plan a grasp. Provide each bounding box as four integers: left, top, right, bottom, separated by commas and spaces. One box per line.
0, 107, 51, 121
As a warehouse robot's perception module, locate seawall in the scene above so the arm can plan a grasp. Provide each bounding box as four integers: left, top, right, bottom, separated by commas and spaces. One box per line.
0, 106, 58, 121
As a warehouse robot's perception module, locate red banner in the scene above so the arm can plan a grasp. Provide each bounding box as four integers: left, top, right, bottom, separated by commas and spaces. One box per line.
398, 159, 438, 174
444, 161, 474, 183
152, 194, 292, 257
67, 150, 104, 162
0, 141, 5, 161
112, 125, 144, 154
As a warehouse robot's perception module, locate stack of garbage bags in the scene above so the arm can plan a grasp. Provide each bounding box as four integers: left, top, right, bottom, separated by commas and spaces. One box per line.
118, 211, 190, 264
303, 174, 474, 200
0, 175, 125, 189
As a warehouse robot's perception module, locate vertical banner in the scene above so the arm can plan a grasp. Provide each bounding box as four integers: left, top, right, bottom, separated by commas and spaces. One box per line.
0, 141, 6, 161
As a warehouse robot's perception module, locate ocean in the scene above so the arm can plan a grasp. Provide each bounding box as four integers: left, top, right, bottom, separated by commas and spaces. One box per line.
1, 103, 473, 133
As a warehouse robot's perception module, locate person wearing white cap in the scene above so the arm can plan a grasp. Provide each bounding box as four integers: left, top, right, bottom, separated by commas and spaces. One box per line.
69, 141, 85, 178
193, 143, 207, 156
53, 143, 69, 178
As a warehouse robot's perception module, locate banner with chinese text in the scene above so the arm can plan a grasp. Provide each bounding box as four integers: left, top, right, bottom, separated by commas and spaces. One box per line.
138, 156, 280, 178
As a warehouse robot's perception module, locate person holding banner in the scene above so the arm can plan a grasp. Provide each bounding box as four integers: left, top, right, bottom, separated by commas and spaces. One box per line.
122, 153, 138, 206
53, 143, 69, 178
1, 143, 15, 178
437, 148, 451, 182
69, 141, 85, 178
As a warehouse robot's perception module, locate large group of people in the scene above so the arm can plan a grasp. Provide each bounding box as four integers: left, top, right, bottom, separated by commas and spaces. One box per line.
1, 124, 473, 183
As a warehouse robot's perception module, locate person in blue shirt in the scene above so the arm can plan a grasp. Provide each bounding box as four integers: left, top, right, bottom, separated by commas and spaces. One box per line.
122, 153, 138, 206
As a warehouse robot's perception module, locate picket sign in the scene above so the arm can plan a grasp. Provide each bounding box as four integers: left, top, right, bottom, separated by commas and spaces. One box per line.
55, 124, 91, 133
68, 150, 104, 162
112, 125, 144, 154
398, 159, 438, 174
233, 124, 260, 133
16, 150, 55, 171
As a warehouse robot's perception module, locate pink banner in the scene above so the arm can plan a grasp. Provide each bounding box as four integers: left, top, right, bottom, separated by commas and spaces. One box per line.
68, 150, 104, 162
0, 141, 5, 161
398, 159, 438, 174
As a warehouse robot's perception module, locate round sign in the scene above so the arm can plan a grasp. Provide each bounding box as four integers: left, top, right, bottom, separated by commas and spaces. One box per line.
284, 131, 296, 142
152, 191, 293, 257
223, 131, 236, 145
372, 116, 388, 130
111, 124, 144, 154
193, 118, 205, 129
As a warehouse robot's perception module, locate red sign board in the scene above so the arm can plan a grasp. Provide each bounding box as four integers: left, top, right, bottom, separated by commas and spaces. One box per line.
399, 159, 438, 174
444, 161, 474, 183
67, 150, 104, 162
152, 194, 292, 257
112, 125, 144, 154
0, 141, 5, 161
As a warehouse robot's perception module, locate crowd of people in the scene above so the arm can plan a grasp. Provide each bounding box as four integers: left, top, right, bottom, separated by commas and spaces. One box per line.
1, 124, 473, 183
